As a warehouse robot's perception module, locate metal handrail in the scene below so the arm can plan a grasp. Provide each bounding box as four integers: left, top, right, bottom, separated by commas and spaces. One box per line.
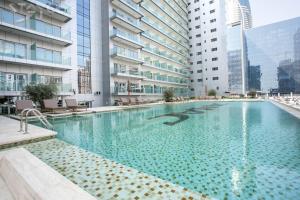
19, 108, 53, 134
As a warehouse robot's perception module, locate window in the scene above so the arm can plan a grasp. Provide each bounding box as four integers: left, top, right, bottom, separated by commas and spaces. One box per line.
209, 0, 214, 4
191, 80, 194, 83
2, 9, 13, 24
15, 43, 26, 59
196, 34, 201, 38
195, 8, 200, 12
211, 28, 217, 32
198, 79, 203, 82
195, 25, 200, 29
212, 67, 218, 71
211, 38, 217, 42
197, 52, 202, 55
212, 57, 218, 61
210, 9, 215, 14
196, 43, 201, 46
190, 71, 194, 74
195, 16, 200, 20
14, 13, 25, 28
213, 77, 219, 80
212, 47, 218, 51
197, 69, 203, 73
210, 19, 216, 23
197, 61, 202, 64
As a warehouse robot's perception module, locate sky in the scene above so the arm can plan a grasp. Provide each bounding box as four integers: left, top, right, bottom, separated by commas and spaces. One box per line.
250, 0, 300, 27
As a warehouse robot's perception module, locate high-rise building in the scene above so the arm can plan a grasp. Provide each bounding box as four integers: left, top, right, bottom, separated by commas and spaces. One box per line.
226, 0, 252, 30
0, 0, 190, 106
188, 0, 228, 96
225, 0, 252, 95
246, 17, 300, 94
101, 0, 190, 105
0, 0, 103, 107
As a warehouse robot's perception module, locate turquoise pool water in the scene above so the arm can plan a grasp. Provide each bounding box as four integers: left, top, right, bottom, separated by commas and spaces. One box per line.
32, 102, 300, 199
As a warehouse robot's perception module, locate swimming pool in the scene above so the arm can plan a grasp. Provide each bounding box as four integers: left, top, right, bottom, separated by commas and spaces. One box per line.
31, 101, 300, 199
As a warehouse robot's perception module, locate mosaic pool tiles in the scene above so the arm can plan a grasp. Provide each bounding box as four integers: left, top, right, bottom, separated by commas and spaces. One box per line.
22, 139, 208, 200
29, 102, 300, 199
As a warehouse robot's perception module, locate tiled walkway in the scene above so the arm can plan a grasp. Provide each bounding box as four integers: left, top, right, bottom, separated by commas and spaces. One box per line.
22, 139, 209, 200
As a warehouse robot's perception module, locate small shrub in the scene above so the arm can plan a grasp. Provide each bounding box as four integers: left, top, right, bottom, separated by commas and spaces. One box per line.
163, 89, 174, 102
248, 91, 257, 98
25, 84, 57, 108
208, 89, 216, 96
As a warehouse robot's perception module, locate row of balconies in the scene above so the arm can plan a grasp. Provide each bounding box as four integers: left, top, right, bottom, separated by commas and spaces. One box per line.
151, 0, 188, 31
113, 84, 188, 96
111, 67, 188, 86
142, 17, 189, 49
141, 2, 188, 40
110, 46, 188, 76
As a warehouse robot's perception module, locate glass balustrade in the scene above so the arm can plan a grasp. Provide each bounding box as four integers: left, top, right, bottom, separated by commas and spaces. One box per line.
111, 46, 140, 60
112, 29, 140, 43
37, 0, 71, 15
0, 8, 71, 40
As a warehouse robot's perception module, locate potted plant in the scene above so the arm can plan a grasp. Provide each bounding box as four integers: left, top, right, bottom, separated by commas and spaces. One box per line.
25, 84, 57, 109
163, 89, 174, 102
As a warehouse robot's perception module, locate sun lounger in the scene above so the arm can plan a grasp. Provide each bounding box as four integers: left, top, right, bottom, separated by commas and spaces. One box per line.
43, 99, 66, 113
15, 100, 33, 114
120, 98, 130, 106
65, 99, 87, 112
130, 98, 138, 105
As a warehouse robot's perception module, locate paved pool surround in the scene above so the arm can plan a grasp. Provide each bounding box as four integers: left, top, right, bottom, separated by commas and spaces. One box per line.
21, 139, 208, 200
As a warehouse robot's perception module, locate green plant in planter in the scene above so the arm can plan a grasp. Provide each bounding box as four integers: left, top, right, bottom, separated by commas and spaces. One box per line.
208, 89, 217, 97
25, 84, 57, 108
163, 89, 174, 102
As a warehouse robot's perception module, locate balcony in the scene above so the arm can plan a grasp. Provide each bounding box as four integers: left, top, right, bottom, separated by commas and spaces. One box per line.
111, 0, 143, 18
112, 68, 144, 80
0, 10, 72, 46
111, 10, 143, 33
9, 0, 73, 22
111, 46, 143, 64
113, 87, 144, 96
0, 41, 72, 70
111, 29, 143, 49
0, 81, 72, 96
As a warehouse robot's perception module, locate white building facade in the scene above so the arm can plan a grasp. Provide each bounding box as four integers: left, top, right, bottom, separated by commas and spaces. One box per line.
188, 0, 228, 97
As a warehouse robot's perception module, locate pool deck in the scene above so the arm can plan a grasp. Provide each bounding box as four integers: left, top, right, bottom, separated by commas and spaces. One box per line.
36, 99, 265, 118
0, 116, 56, 148
270, 99, 300, 119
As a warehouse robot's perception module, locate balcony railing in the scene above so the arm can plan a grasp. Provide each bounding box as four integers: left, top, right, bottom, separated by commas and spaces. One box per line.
114, 87, 144, 94
0, 80, 72, 93
36, 0, 71, 15
111, 46, 141, 61
112, 10, 140, 28
122, 0, 140, 10
112, 29, 140, 44
0, 8, 71, 41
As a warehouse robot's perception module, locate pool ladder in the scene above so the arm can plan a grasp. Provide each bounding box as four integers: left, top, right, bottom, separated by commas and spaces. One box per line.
19, 108, 53, 134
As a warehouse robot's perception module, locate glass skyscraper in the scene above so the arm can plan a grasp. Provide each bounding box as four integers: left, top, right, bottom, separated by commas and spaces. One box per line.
246, 17, 300, 94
